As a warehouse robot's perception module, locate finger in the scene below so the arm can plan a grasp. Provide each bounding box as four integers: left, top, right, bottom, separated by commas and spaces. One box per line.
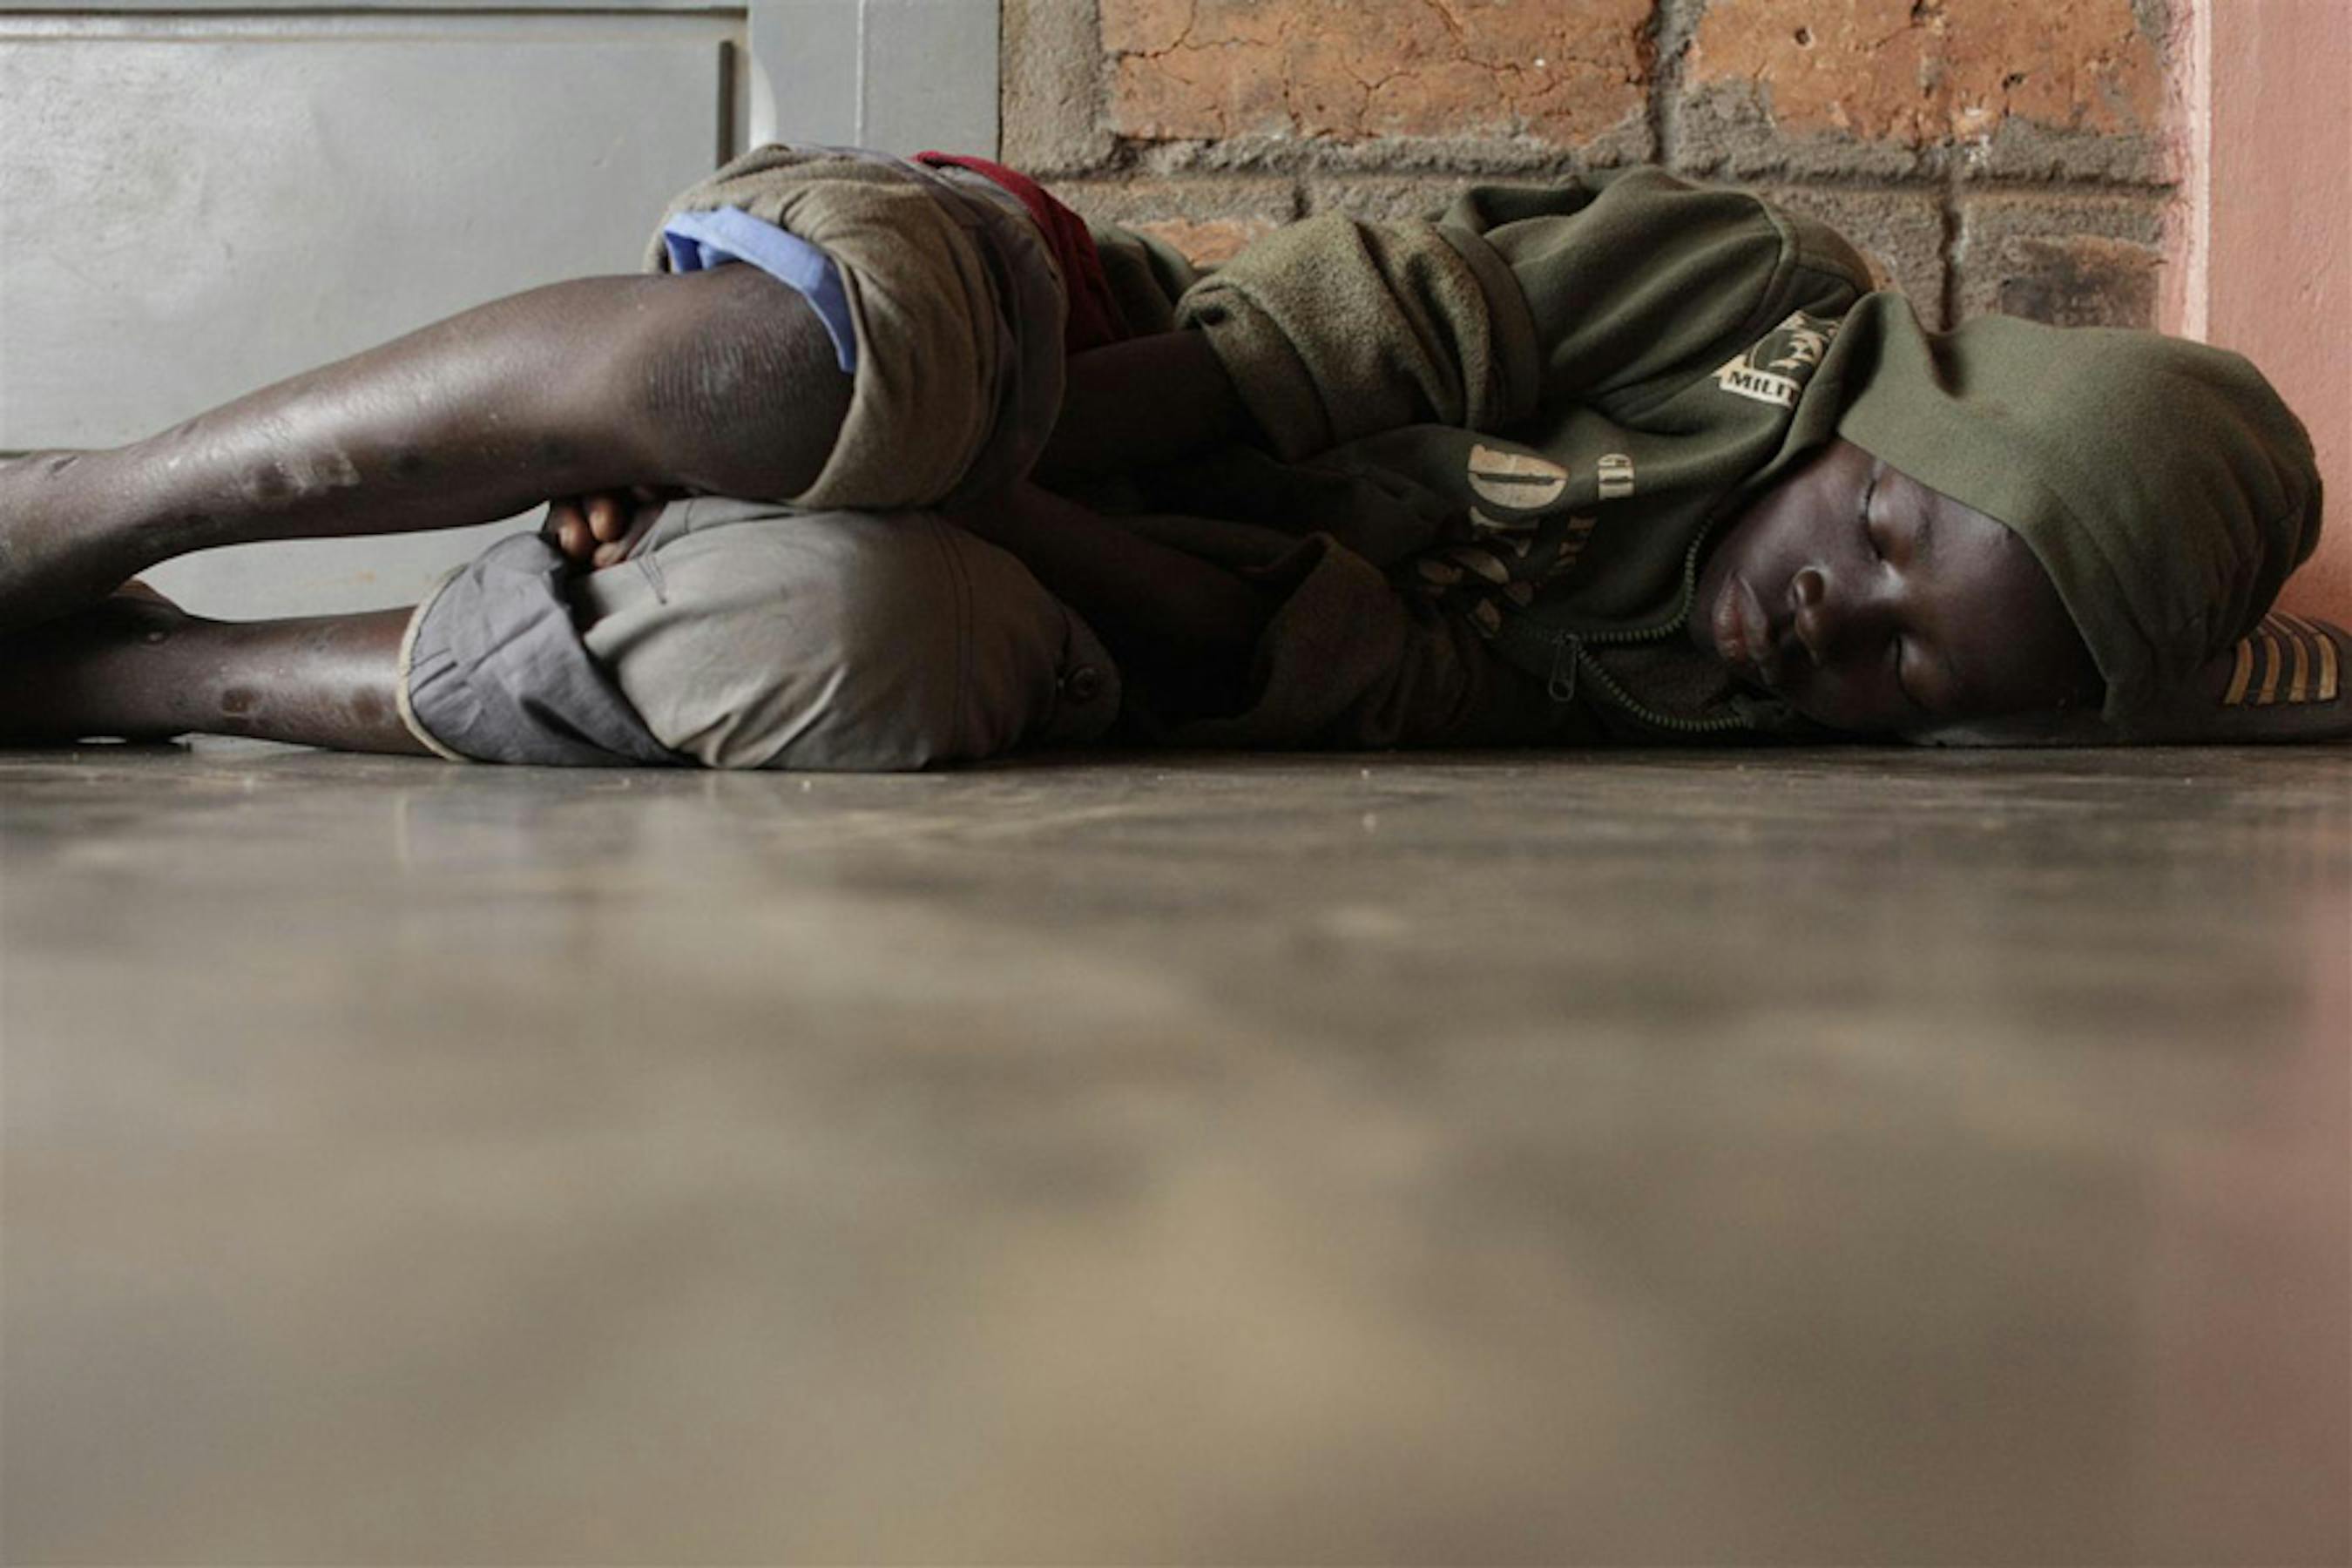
610, 496, 667, 561
586, 491, 629, 544
591, 504, 662, 570
554, 510, 595, 561
543, 497, 585, 551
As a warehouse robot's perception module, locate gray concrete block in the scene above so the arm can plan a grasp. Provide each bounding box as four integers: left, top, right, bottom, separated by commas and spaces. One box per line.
1001, 0, 1114, 174
1055, 174, 1298, 263
1132, 118, 1654, 179
1757, 184, 1950, 329
1957, 118, 2173, 186
1672, 83, 1945, 181
1301, 175, 1487, 225
1954, 192, 2168, 328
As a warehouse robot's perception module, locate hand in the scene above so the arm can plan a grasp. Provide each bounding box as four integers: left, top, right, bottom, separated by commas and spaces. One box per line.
1909, 612, 2352, 746
542, 486, 672, 569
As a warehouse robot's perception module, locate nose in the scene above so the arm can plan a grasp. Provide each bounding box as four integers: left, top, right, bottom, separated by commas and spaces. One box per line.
1788, 565, 1896, 668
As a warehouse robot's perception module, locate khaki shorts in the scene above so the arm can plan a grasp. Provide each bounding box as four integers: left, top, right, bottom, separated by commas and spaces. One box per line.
390, 145, 1108, 772
647, 145, 1068, 513
398, 498, 1119, 770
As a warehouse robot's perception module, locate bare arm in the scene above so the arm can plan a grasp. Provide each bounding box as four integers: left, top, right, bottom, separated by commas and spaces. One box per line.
954, 483, 1268, 717
1035, 331, 1252, 483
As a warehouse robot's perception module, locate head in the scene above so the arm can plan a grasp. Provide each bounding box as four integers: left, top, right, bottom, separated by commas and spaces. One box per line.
1692, 438, 2101, 734
1805, 298, 2322, 725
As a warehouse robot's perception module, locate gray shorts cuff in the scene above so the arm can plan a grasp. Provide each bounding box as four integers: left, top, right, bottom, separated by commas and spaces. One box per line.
395, 570, 476, 763
400, 532, 685, 768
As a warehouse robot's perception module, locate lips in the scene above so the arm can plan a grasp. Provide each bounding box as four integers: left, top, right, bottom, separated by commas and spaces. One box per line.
1710, 573, 1783, 689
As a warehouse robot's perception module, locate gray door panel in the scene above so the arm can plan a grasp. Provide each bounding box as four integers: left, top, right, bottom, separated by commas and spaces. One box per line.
3, 16, 740, 449
752, 0, 997, 155
0, 10, 742, 617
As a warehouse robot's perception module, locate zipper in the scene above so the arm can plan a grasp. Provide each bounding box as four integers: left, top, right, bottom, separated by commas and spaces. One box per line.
1518, 510, 1764, 735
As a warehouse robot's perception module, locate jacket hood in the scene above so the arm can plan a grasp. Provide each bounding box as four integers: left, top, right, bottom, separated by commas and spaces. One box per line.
1823, 293, 2322, 720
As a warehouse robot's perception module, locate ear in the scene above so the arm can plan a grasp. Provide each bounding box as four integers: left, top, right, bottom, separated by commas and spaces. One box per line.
1905, 611, 2352, 747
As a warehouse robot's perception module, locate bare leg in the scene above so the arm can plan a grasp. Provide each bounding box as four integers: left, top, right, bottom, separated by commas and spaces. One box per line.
0, 590, 429, 755
0, 267, 848, 633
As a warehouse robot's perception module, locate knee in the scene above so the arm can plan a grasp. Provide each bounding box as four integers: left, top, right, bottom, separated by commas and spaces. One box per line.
578, 506, 1119, 770
624, 267, 852, 502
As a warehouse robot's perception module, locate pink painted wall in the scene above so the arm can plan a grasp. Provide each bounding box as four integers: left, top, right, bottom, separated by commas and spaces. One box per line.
2196, 0, 2352, 619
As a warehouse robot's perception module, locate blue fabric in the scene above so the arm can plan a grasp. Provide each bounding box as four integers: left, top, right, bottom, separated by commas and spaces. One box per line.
661, 206, 858, 374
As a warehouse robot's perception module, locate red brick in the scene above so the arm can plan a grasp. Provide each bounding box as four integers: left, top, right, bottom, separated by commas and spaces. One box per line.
1099, 0, 1653, 150
1681, 0, 2163, 174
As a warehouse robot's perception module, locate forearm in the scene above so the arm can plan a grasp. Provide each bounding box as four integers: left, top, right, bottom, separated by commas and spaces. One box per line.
954, 483, 1266, 713
1036, 330, 1251, 481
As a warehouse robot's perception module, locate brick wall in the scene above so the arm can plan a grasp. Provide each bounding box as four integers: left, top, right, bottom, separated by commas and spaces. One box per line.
1004, 0, 2180, 330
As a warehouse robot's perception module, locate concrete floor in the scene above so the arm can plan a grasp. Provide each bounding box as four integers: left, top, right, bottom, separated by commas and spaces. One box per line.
2, 740, 2347, 1565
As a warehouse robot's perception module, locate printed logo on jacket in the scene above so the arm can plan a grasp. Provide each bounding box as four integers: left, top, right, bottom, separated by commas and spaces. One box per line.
1713, 310, 1842, 409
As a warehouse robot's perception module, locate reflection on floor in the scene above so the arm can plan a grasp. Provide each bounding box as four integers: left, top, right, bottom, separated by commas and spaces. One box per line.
3, 740, 2347, 1564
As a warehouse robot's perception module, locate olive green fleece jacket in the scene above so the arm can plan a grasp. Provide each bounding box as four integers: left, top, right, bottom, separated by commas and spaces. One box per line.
1101, 166, 1868, 740
1123, 166, 2317, 740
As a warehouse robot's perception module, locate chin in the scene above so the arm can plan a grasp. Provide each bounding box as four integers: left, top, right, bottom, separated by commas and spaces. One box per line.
1783, 694, 1896, 737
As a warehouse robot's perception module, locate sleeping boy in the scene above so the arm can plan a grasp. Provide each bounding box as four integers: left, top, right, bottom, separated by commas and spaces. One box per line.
1, 145, 2342, 762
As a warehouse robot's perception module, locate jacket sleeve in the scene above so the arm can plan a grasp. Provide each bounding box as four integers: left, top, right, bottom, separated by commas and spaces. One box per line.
1173, 213, 1511, 463
1454, 167, 1875, 421
1175, 168, 1874, 461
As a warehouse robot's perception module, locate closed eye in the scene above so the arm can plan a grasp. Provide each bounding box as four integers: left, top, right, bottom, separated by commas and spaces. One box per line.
1856, 470, 1885, 558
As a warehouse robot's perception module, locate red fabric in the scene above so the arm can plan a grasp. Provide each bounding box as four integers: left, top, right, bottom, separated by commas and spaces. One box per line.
916, 152, 1131, 354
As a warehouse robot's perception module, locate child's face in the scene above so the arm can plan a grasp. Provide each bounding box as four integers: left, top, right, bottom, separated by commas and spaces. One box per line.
1691, 438, 2102, 733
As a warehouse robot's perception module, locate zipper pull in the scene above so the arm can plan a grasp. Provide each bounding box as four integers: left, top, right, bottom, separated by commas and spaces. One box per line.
1546, 635, 1584, 703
